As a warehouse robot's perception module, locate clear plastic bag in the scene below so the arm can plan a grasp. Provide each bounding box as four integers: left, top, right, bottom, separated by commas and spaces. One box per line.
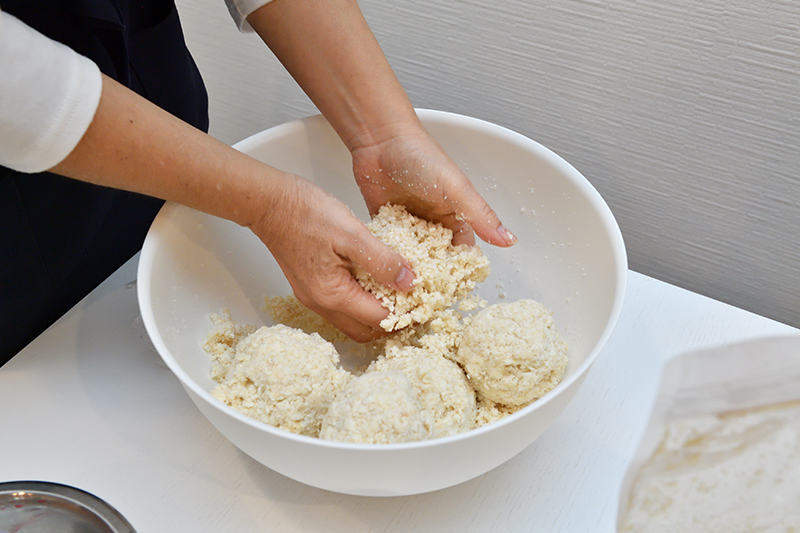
617, 335, 800, 532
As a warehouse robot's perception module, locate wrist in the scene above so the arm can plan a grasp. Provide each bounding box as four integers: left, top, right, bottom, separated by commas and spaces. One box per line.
344, 111, 426, 154
235, 168, 299, 234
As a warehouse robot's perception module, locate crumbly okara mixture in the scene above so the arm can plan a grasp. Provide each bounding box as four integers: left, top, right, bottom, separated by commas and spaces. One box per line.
368, 345, 476, 438
474, 394, 524, 427
320, 371, 433, 444
621, 400, 800, 532
207, 321, 351, 437
455, 299, 568, 406
264, 294, 348, 344
353, 204, 490, 331
203, 206, 569, 444
202, 310, 257, 380
209, 303, 566, 443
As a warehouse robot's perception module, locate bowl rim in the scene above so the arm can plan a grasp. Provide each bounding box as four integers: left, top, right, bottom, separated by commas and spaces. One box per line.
137, 108, 627, 451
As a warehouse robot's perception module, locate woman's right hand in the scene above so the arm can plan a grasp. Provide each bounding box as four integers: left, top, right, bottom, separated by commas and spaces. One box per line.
48, 74, 410, 342
249, 174, 415, 342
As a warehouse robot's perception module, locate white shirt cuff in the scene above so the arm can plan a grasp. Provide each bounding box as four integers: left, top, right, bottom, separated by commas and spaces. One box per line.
0, 11, 102, 174
224, 0, 274, 32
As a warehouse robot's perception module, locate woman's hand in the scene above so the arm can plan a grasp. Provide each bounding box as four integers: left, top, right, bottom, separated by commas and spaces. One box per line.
49, 74, 412, 342
250, 174, 415, 342
245, 0, 514, 340
351, 123, 517, 248
247, 0, 513, 249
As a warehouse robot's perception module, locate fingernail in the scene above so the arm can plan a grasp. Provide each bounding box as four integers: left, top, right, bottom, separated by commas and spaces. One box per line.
394, 266, 415, 292
498, 225, 518, 246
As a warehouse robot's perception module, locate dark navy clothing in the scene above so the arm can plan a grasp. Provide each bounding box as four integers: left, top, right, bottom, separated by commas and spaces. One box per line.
1, 0, 209, 364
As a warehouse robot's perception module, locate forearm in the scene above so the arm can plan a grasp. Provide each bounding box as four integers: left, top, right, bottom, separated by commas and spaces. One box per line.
49, 73, 415, 341
247, 0, 515, 249
51, 74, 290, 232
247, 0, 422, 152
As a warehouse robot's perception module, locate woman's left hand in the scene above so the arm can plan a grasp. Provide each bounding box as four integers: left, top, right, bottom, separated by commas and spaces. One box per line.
350, 123, 517, 248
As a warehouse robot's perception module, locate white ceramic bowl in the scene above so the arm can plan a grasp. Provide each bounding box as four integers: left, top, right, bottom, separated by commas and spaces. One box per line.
137, 109, 627, 496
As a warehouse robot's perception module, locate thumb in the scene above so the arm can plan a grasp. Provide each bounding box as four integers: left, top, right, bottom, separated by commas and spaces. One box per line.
344, 227, 416, 293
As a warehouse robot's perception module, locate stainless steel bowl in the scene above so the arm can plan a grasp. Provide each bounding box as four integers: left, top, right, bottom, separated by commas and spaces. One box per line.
0, 481, 135, 533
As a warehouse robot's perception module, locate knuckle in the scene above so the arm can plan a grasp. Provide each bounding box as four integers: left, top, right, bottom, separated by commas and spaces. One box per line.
473, 201, 498, 223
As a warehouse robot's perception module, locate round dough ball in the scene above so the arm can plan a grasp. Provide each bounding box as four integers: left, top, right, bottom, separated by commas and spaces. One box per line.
456, 299, 568, 406
211, 324, 351, 437
369, 348, 476, 437
320, 371, 433, 444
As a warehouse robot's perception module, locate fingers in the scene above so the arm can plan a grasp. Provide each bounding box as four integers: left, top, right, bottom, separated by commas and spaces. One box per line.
281, 218, 415, 342
256, 177, 411, 343
423, 135, 518, 248
341, 224, 416, 292
355, 135, 517, 249
463, 209, 518, 248
324, 311, 387, 343
320, 228, 416, 340
418, 191, 514, 248
445, 179, 517, 248
292, 270, 391, 343
440, 217, 475, 247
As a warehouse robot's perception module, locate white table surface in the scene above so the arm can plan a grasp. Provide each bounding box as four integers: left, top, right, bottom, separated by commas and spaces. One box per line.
2, 255, 797, 532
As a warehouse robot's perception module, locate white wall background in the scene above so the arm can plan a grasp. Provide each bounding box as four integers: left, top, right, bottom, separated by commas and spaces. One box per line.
175, 0, 800, 328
